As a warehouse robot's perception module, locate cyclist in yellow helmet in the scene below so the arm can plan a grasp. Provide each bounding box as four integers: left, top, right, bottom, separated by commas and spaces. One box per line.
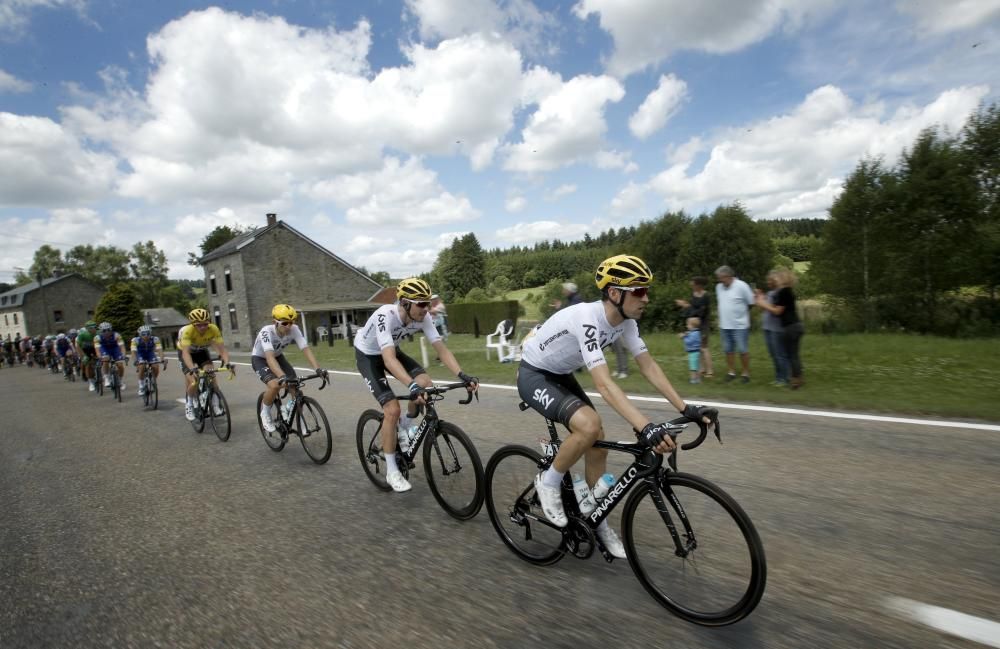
354, 278, 478, 493
517, 254, 717, 558
177, 308, 233, 421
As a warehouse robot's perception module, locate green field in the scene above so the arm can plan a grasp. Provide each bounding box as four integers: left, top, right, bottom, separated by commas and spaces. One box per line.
282, 330, 1000, 422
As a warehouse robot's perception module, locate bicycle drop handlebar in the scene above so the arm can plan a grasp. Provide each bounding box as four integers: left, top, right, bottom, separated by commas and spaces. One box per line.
397, 381, 479, 405
277, 371, 329, 398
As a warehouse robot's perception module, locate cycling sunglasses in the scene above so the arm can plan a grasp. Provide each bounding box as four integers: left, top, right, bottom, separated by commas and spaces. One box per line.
408, 300, 431, 309
275, 320, 294, 326
618, 286, 649, 298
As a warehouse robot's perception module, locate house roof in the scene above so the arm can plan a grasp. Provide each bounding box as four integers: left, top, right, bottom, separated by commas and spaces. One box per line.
297, 300, 383, 312
0, 273, 98, 308
198, 219, 384, 291
143, 308, 189, 328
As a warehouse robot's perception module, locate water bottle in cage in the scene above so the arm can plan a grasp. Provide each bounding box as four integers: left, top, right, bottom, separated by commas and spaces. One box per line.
538, 438, 556, 458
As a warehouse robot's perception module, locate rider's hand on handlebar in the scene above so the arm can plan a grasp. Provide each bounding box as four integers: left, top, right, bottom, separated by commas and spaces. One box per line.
408, 381, 426, 405
316, 368, 329, 380
637, 422, 676, 453
681, 404, 718, 428
458, 371, 478, 391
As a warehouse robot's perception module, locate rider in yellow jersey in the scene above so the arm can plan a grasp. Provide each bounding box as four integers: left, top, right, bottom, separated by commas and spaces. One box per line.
178, 308, 233, 421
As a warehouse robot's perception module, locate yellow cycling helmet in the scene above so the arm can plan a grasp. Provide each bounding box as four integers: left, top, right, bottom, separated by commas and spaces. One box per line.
272, 304, 298, 321
397, 277, 433, 301
188, 308, 210, 323
595, 254, 653, 290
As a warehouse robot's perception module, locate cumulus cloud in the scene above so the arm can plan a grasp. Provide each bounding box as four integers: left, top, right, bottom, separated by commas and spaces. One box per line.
0, 113, 118, 207
610, 182, 648, 218
495, 219, 591, 244
648, 84, 990, 219
629, 74, 688, 139
405, 0, 559, 58
0, 0, 87, 36
546, 184, 577, 200
352, 248, 441, 276
504, 73, 625, 172
574, 0, 829, 77
0, 68, 31, 92
895, 0, 1000, 33
308, 156, 480, 228
505, 195, 527, 212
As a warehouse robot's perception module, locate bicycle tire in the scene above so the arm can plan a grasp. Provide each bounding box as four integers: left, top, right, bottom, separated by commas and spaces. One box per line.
256, 393, 286, 451
113, 373, 122, 403
142, 381, 150, 408
150, 378, 158, 410
208, 388, 232, 442
485, 445, 566, 566
622, 471, 766, 626
297, 396, 333, 465
355, 409, 404, 491
95, 366, 103, 396
423, 421, 484, 520
190, 388, 206, 434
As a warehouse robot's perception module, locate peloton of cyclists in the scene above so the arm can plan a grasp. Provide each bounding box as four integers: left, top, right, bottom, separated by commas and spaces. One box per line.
54, 333, 76, 378
517, 254, 717, 559
177, 308, 233, 421
354, 278, 478, 493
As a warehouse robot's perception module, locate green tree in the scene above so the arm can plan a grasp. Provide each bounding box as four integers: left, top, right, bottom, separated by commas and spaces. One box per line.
15, 245, 64, 284
632, 211, 691, 285
187, 225, 251, 265
812, 157, 892, 331
130, 241, 170, 307
678, 203, 774, 285
64, 244, 131, 286
961, 102, 1000, 299
431, 233, 486, 301
94, 284, 144, 344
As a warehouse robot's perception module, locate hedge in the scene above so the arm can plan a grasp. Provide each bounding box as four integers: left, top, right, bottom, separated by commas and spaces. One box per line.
448, 301, 519, 335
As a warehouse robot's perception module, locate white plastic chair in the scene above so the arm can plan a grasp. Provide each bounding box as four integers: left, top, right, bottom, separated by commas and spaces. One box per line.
316, 326, 329, 342
485, 319, 515, 361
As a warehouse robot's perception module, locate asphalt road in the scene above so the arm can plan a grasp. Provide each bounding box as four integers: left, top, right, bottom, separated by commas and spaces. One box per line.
1, 362, 998, 649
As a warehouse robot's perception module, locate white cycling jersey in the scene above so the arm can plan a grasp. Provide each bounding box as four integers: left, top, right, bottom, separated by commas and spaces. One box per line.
521, 301, 647, 375
354, 304, 441, 356
251, 324, 307, 358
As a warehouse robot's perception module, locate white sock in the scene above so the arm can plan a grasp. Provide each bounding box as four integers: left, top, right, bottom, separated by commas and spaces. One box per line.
186, 396, 193, 405
385, 452, 399, 473
542, 466, 564, 489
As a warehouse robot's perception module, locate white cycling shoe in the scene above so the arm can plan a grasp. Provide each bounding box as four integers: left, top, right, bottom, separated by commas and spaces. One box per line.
184, 403, 195, 421
386, 471, 412, 493
597, 525, 627, 559
260, 408, 276, 433
534, 472, 568, 528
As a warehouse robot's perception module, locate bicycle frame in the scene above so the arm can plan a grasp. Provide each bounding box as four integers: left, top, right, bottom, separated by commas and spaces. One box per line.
396, 384, 474, 463
274, 373, 328, 436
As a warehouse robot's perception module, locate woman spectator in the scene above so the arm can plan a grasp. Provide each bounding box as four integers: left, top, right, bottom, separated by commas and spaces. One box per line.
755, 268, 804, 389
675, 276, 713, 378
758, 271, 789, 387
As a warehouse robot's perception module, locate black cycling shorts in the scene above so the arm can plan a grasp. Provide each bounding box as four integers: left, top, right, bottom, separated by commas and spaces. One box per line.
355, 347, 426, 406
516, 361, 594, 429
251, 354, 297, 384
177, 348, 211, 369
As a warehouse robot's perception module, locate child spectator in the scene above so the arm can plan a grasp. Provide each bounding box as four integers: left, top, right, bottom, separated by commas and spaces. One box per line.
680, 317, 702, 383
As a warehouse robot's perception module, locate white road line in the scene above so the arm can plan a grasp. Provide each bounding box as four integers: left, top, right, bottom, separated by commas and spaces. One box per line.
226, 362, 1000, 432
887, 597, 1000, 647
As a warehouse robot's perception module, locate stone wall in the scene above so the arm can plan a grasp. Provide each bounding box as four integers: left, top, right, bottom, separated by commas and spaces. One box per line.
20, 276, 104, 336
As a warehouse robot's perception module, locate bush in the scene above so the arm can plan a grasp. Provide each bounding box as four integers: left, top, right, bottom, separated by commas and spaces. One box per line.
94, 283, 144, 349
448, 301, 520, 335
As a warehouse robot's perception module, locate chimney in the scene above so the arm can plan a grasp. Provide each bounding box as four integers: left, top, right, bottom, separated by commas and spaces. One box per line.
266, 213, 277, 226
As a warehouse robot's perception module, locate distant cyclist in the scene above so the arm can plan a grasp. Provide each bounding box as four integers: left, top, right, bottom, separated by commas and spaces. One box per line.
54, 333, 75, 377
75, 321, 99, 391
177, 308, 233, 421
354, 278, 478, 493
130, 325, 163, 396
252, 304, 327, 433
96, 322, 127, 390
517, 254, 717, 559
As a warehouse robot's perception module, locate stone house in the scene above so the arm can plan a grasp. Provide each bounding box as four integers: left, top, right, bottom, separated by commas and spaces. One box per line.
0, 273, 105, 340
198, 214, 386, 350
142, 307, 189, 350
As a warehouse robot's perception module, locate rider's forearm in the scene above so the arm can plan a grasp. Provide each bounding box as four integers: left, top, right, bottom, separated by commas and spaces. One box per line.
433, 341, 462, 377
214, 343, 229, 365
593, 371, 649, 432
636, 355, 686, 412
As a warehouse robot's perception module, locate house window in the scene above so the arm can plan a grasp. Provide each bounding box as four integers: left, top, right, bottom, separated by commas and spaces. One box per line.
209, 272, 217, 295
228, 303, 238, 332
3, 315, 7, 326
87, 310, 94, 318
224, 267, 233, 292
13, 313, 18, 325
213, 307, 222, 330
54, 310, 64, 323
1, 296, 6, 304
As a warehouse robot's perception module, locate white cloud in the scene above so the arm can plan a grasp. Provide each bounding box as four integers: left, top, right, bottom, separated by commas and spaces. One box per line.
895, 0, 1000, 33
405, 0, 559, 58
309, 156, 480, 228
504, 73, 625, 172
629, 74, 688, 139
546, 184, 577, 200
574, 0, 830, 77
352, 248, 441, 277
0, 0, 86, 36
0, 68, 31, 92
348, 235, 390, 252
505, 195, 527, 212
610, 181, 648, 218
495, 219, 591, 244
0, 112, 118, 207
648, 84, 990, 219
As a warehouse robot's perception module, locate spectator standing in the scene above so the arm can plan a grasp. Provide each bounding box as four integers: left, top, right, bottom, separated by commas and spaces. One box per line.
550, 282, 583, 311
758, 270, 789, 387
679, 317, 702, 383
610, 337, 629, 379
715, 265, 755, 383
675, 276, 714, 378
756, 268, 804, 389
430, 294, 449, 341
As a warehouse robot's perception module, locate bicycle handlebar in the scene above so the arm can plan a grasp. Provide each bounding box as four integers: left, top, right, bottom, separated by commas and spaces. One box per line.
278, 371, 329, 398
397, 381, 478, 405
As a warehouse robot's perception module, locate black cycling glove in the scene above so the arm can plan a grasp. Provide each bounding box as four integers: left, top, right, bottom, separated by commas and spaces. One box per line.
409, 381, 424, 399
637, 422, 671, 449
458, 371, 477, 387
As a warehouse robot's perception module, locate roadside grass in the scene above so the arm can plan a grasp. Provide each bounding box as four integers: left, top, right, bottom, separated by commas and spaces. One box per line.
284, 331, 1000, 422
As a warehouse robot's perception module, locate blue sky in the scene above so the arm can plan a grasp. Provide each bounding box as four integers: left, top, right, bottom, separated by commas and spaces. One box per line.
1, 0, 998, 281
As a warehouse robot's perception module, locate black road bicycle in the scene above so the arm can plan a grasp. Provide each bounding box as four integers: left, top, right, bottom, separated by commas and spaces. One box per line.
101, 360, 125, 403
485, 405, 766, 626
135, 359, 167, 410
62, 355, 78, 382
92, 358, 103, 396
356, 383, 484, 520
256, 372, 334, 465
189, 362, 234, 442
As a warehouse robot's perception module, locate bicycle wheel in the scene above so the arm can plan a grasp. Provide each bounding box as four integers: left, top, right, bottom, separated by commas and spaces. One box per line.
356, 409, 405, 491
423, 422, 484, 520
150, 378, 158, 410
622, 471, 766, 626
256, 393, 285, 451
297, 396, 333, 465
190, 389, 206, 434
485, 445, 566, 566
95, 367, 103, 396
207, 388, 232, 442
113, 373, 122, 402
